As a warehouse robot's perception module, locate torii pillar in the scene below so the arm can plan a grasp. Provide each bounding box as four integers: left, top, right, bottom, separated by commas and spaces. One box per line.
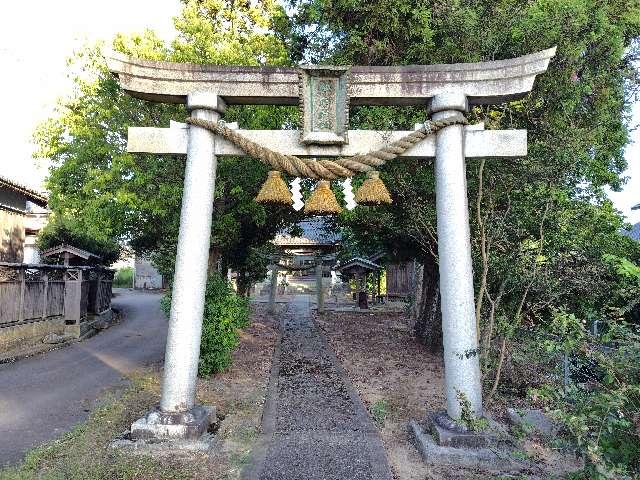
107, 47, 555, 441
430, 93, 482, 418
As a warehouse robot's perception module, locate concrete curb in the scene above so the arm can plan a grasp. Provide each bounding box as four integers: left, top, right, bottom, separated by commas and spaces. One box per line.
242, 304, 285, 480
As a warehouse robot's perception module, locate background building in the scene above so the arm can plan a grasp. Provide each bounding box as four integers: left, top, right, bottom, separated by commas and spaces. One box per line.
0, 176, 48, 263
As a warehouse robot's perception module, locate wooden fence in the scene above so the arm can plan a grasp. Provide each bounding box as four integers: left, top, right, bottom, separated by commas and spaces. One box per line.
0, 263, 114, 329
386, 261, 415, 298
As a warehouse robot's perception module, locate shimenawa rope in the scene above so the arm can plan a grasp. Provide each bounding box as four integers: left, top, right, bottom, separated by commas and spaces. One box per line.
185, 115, 468, 180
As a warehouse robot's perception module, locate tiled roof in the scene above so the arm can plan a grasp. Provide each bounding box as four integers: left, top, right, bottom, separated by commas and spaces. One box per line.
0, 175, 48, 207
274, 218, 341, 246
336, 257, 382, 272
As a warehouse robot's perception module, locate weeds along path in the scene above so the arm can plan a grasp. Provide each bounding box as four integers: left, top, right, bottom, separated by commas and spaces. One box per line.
245, 295, 393, 480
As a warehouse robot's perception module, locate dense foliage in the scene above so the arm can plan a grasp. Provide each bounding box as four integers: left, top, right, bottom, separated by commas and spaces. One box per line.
161, 273, 250, 376
113, 267, 134, 288
35, 0, 301, 289
286, 0, 640, 476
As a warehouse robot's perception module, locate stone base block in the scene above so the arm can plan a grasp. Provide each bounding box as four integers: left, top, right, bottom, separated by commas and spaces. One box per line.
0, 316, 66, 352
130, 405, 214, 441
430, 411, 500, 448
507, 407, 558, 436
409, 415, 530, 472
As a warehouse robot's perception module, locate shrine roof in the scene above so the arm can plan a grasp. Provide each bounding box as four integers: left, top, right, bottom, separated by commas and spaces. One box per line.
273, 218, 340, 247
41, 244, 102, 261
337, 257, 382, 273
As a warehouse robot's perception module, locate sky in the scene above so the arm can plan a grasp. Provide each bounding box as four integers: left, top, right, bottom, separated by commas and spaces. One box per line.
0, 0, 181, 188
0, 1, 638, 224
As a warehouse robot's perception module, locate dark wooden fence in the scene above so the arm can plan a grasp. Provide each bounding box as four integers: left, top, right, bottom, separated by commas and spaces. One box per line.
0, 263, 114, 329
386, 261, 415, 298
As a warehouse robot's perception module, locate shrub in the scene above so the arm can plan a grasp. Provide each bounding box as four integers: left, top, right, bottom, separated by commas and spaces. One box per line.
113, 267, 133, 288
533, 313, 640, 479
161, 272, 250, 376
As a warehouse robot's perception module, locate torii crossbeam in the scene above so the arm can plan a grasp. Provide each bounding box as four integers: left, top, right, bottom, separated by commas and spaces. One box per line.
107, 47, 555, 442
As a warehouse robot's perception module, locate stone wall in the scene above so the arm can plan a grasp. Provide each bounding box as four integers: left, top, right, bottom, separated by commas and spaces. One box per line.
0, 316, 66, 353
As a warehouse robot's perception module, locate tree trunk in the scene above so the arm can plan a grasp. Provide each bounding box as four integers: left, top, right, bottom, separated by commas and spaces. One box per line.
413, 253, 442, 353
236, 271, 249, 297
207, 247, 220, 275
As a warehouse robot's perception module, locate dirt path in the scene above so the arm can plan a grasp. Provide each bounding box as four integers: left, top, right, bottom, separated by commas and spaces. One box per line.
246, 295, 393, 480
0, 289, 168, 466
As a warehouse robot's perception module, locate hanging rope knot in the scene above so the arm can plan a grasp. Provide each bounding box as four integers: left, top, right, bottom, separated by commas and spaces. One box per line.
184, 115, 469, 181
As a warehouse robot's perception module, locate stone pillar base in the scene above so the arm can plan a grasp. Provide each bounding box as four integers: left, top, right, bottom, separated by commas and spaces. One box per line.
429, 411, 499, 448
130, 405, 214, 441
409, 412, 528, 471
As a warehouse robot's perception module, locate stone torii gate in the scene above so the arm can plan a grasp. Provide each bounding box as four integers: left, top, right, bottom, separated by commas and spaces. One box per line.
107, 47, 555, 441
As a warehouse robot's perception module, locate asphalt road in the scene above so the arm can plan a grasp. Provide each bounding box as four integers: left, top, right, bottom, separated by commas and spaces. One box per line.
0, 289, 168, 466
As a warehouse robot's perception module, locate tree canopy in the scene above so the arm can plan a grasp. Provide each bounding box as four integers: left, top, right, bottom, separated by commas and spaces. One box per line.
286, 0, 640, 340
35, 0, 301, 291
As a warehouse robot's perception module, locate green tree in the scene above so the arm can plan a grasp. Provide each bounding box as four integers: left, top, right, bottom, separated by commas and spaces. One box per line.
289, 0, 640, 342
36, 1, 300, 290
37, 216, 120, 265
289, 1, 640, 475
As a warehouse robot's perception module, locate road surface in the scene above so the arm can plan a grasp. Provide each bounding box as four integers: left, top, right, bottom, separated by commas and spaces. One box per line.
0, 289, 168, 466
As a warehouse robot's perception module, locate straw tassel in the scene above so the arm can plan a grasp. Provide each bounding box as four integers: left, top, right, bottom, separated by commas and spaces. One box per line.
354, 171, 392, 206
255, 170, 292, 205
304, 180, 343, 215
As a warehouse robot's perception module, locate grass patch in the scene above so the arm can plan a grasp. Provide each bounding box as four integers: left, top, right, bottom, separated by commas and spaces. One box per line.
0, 373, 191, 480
371, 399, 390, 428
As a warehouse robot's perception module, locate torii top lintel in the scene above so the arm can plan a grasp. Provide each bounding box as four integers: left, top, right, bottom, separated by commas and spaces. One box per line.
106, 47, 556, 107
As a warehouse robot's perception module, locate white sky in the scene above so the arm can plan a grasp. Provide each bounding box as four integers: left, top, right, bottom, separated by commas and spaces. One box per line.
0, 0, 180, 189
0, 2, 638, 224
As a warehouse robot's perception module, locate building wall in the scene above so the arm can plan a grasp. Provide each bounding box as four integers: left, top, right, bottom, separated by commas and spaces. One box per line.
23, 235, 40, 264
23, 207, 50, 264
0, 209, 25, 263
386, 261, 414, 298
134, 257, 164, 289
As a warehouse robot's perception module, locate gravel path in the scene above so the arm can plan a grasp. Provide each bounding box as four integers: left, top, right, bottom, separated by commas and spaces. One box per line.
247, 295, 393, 480
0, 289, 167, 466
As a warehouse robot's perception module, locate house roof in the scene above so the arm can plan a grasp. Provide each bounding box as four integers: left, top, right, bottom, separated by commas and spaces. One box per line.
273, 218, 341, 247
623, 222, 640, 242
336, 257, 382, 273
41, 244, 102, 261
0, 175, 48, 207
